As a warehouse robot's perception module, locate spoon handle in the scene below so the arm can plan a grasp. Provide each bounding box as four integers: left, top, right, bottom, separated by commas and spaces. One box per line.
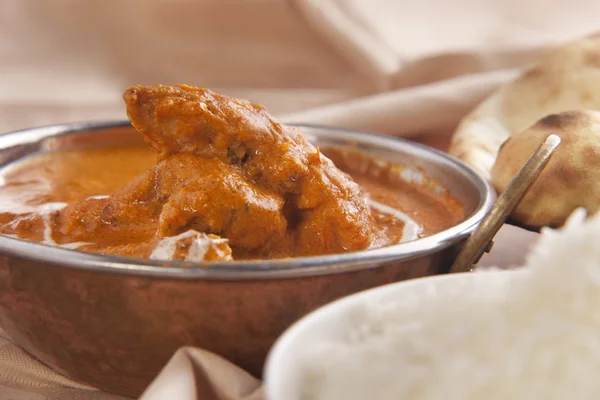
449, 134, 561, 273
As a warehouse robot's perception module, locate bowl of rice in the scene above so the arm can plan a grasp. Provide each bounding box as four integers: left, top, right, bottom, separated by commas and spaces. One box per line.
264, 207, 600, 400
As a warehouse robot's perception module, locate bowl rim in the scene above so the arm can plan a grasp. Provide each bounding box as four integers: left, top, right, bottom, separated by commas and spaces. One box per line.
263, 269, 523, 400
0, 121, 495, 280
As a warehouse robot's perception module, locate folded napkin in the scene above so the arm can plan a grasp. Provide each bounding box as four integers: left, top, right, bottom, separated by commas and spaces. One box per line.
0, 0, 594, 399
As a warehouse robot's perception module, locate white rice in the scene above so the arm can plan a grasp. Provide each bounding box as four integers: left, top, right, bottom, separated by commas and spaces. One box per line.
300, 208, 600, 400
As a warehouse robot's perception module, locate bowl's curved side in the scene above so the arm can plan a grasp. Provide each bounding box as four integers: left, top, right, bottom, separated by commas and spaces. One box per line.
0, 245, 459, 397
263, 269, 521, 400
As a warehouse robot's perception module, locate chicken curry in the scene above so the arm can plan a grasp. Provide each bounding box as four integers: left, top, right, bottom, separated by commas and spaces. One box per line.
0, 85, 463, 263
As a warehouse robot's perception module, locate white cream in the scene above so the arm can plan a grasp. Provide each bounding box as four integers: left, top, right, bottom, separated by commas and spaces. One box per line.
59, 241, 90, 250
400, 168, 425, 185
368, 199, 420, 242
37, 202, 68, 213
35, 202, 68, 246
150, 230, 229, 262
26, 202, 89, 250
41, 212, 56, 245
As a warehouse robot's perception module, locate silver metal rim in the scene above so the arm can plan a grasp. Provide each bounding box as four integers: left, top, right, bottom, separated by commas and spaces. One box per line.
0, 121, 495, 280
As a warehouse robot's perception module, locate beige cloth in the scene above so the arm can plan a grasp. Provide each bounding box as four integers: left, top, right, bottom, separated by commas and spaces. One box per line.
0, 0, 594, 399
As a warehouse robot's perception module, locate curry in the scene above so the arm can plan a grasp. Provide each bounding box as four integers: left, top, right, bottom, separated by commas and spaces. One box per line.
0, 85, 463, 263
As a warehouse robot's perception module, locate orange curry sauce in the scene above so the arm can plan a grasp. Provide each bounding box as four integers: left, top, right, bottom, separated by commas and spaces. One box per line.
0, 145, 463, 261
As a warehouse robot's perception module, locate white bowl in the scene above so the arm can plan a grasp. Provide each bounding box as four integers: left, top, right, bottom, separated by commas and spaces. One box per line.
263, 269, 522, 400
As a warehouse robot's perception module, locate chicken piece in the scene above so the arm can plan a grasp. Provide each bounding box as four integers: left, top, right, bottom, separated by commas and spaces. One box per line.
124, 84, 379, 255
53, 153, 213, 244
56, 153, 286, 255
124, 84, 308, 193
159, 173, 285, 253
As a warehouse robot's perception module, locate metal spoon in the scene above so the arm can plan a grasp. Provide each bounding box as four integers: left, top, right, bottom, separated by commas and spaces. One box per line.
449, 134, 562, 273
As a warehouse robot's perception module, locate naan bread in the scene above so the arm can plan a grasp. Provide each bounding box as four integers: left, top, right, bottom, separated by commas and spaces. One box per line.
449, 34, 600, 180
491, 110, 600, 228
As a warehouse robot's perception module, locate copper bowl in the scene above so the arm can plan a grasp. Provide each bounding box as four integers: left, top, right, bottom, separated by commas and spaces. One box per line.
0, 122, 494, 397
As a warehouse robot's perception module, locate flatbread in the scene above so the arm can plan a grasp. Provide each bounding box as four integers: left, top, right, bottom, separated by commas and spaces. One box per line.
449, 34, 600, 181
491, 110, 600, 228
